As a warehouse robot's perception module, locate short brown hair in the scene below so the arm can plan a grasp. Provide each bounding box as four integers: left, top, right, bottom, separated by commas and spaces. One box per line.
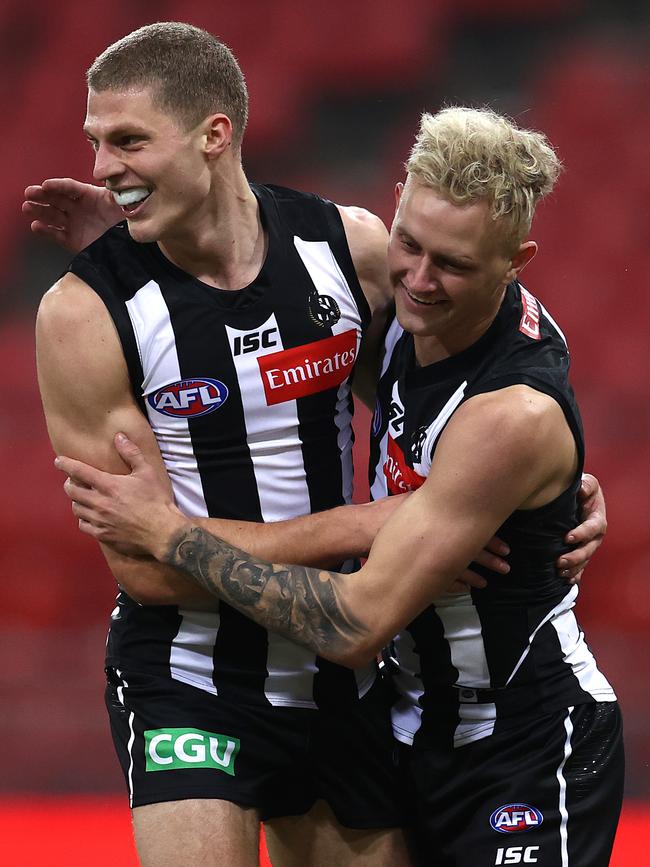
87, 22, 248, 147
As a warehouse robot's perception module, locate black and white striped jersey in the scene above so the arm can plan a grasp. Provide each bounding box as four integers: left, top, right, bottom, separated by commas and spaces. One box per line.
69, 183, 378, 709
369, 282, 616, 748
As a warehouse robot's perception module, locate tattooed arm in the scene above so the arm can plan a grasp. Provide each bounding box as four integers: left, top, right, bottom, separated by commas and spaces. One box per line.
56, 388, 586, 667
169, 526, 371, 663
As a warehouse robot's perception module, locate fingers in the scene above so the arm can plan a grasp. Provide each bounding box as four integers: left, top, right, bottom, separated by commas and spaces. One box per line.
63, 476, 97, 505
579, 472, 599, 500
455, 569, 488, 590
472, 547, 510, 574
557, 540, 599, 573
54, 455, 105, 488
23, 181, 79, 212
567, 569, 584, 586
483, 535, 510, 557
114, 431, 144, 469
565, 513, 606, 546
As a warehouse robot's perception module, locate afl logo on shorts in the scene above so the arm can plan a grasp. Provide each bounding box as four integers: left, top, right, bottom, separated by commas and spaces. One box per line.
148, 378, 229, 418
490, 804, 543, 834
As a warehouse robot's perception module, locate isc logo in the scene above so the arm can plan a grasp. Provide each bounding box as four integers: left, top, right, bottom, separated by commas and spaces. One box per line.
232, 327, 278, 356
148, 378, 229, 418
490, 804, 543, 834
495, 846, 540, 864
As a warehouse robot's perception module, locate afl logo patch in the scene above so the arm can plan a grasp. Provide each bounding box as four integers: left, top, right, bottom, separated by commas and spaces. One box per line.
148, 378, 229, 418
490, 804, 543, 834
308, 288, 341, 327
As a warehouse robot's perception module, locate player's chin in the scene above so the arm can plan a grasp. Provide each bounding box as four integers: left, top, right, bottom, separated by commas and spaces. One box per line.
125, 219, 158, 244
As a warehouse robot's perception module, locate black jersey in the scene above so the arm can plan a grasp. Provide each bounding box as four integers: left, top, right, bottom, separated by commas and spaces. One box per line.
69, 183, 377, 709
369, 282, 616, 747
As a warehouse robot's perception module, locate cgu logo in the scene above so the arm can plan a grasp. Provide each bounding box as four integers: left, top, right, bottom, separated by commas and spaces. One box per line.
490, 804, 543, 834
148, 378, 229, 418
144, 727, 240, 776
495, 846, 540, 865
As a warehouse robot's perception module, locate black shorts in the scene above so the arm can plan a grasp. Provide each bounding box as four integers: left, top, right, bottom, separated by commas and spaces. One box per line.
399, 702, 624, 866
105, 666, 405, 829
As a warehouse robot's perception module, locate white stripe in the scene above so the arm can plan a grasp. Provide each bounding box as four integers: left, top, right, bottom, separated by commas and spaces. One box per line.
505, 585, 579, 686
550, 608, 617, 701
125, 280, 211, 519
556, 707, 574, 867
126, 283, 221, 695
168, 612, 219, 695
390, 630, 424, 744
380, 318, 403, 378
226, 315, 310, 522
293, 237, 359, 320
293, 236, 363, 507
115, 670, 136, 808
370, 319, 403, 500
453, 706, 496, 747
435, 592, 491, 686
413, 381, 467, 476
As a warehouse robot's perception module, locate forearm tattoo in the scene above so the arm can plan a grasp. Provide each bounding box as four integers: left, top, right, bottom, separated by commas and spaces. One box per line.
165, 526, 368, 662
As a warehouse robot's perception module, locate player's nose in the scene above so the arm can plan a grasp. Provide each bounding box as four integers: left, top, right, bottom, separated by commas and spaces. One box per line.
93, 143, 124, 183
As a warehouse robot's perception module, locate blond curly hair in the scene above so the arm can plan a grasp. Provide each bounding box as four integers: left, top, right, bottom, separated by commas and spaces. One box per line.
406, 107, 562, 250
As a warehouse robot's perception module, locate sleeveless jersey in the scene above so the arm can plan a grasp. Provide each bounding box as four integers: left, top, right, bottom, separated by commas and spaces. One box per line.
369, 282, 616, 747
69, 183, 377, 709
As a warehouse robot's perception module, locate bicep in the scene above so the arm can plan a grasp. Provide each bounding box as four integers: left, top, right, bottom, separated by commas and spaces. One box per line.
36, 275, 164, 476
350, 391, 574, 643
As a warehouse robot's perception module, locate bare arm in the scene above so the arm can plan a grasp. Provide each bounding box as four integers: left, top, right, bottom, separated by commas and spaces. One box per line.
59, 386, 578, 667
161, 387, 578, 666
40, 275, 405, 606
36, 273, 217, 608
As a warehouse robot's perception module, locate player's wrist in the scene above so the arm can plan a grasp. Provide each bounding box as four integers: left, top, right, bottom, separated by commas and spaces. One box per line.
151, 506, 192, 563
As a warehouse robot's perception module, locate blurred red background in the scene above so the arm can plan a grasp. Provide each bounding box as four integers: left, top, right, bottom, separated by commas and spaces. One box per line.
1, 0, 647, 862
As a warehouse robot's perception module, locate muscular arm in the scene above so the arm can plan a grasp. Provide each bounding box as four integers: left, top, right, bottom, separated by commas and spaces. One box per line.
37, 273, 216, 608
38, 275, 401, 607
133, 387, 578, 666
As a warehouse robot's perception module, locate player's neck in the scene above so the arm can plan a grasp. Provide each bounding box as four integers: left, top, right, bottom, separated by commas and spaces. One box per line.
158, 165, 267, 290
413, 307, 500, 367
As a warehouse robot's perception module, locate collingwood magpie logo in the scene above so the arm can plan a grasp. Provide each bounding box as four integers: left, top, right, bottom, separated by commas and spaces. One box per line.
308, 287, 341, 327
411, 426, 428, 463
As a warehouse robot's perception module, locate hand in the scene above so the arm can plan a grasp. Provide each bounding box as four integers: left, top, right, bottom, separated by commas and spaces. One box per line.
448, 535, 510, 593
23, 178, 122, 253
556, 472, 607, 585
55, 433, 189, 559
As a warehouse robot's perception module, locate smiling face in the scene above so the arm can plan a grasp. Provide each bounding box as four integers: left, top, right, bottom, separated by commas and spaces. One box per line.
388, 176, 535, 365
84, 86, 227, 244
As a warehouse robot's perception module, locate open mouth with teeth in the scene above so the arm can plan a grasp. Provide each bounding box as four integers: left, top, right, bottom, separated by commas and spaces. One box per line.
111, 187, 151, 214
405, 287, 441, 306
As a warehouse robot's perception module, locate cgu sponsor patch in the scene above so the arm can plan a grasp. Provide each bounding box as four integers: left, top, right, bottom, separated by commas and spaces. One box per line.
258, 329, 357, 406
490, 804, 543, 834
144, 727, 240, 775
148, 378, 229, 418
